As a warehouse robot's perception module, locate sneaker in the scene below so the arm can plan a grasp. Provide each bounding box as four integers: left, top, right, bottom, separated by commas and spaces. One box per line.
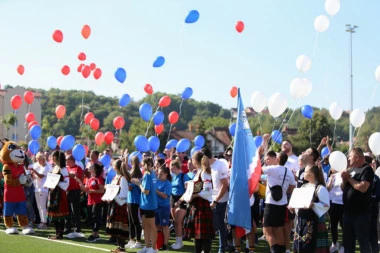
330, 242, 340, 252
258, 235, 266, 241
37, 223, 47, 230
137, 247, 149, 253
132, 241, 143, 249
159, 244, 167, 250
125, 241, 136, 248
87, 235, 100, 243
146, 248, 157, 253
171, 242, 184, 250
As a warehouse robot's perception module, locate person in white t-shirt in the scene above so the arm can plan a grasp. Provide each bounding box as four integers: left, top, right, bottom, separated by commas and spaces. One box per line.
281, 140, 300, 174
30, 152, 52, 229
261, 150, 296, 253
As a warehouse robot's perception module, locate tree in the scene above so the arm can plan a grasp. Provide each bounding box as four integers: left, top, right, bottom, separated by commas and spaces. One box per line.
1, 112, 16, 139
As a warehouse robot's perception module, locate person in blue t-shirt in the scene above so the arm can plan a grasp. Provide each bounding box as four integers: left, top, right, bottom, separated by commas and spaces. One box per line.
155, 166, 172, 250
125, 156, 143, 249
132, 157, 158, 253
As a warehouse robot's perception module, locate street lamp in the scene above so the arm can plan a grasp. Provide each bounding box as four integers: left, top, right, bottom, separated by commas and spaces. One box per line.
346, 24, 358, 149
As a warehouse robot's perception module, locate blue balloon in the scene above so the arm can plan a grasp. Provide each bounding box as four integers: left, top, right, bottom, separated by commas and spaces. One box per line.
72, 144, 85, 161
185, 10, 200, 24
229, 123, 237, 137
190, 146, 201, 157
119, 94, 130, 107
134, 135, 150, 152
153, 111, 164, 125
47, 136, 57, 149
60, 135, 75, 151
30, 125, 41, 140
28, 140, 39, 155
166, 139, 178, 149
321, 147, 330, 159
194, 135, 205, 148
149, 136, 160, 152
100, 154, 111, 167
115, 67, 127, 83
271, 130, 283, 144
153, 56, 165, 68
176, 138, 190, 153
139, 103, 152, 122
301, 105, 314, 119
128, 151, 142, 167
253, 136, 263, 148
182, 87, 193, 100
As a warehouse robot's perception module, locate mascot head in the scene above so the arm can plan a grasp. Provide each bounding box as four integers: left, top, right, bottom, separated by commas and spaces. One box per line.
0, 138, 25, 164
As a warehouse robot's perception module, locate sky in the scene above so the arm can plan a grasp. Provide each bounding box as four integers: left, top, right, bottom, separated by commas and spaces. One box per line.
0, 0, 379, 113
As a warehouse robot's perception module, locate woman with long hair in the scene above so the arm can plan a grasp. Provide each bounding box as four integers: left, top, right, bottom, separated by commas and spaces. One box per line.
47, 150, 69, 240
107, 159, 131, 252
132, 157, 158, 253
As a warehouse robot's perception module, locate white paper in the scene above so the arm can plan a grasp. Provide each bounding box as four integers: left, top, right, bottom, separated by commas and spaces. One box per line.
183, 181, 194, 203
43, 173, 61, 189
101, 184, 120, 202
288, 187, 315, 209
114, 195, 127, 206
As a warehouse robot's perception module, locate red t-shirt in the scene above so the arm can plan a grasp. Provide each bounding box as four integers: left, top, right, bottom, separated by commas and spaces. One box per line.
4, 163, 26, 202
181, 161, 189, 174
85, 176, 104, 205
67, 165, 84, 191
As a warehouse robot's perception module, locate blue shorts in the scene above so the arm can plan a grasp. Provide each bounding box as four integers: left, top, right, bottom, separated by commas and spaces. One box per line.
3, 201, 27, 216
155, 205, 170, 226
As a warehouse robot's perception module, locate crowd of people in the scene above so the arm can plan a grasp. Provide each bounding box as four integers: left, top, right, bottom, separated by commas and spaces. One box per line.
0, 135, 380, 253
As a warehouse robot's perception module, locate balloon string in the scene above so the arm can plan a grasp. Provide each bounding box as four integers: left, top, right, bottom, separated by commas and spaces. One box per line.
166, 124, 173, 143
79, 91, 85, 127
179, 99, 184, 116
13, 110, 17, 141
309, 119, 312, 145
257, 113, 263, 135
366, 84, 378, 112
145, 107, 159, 137
331, 121, 337, 148
312, 32, 319, 59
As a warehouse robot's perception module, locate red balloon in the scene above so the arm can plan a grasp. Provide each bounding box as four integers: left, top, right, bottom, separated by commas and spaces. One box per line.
90, 63, 96, 70
52, 30, 63, 43
83, 145, 89, 156
23, 91, 34, 104
104, 131, 114, 145
158, 96, 171, 107
25, 112, 35, 123
230, 86, 238, 98
90, 118, 100, 131
93, 68, 102, 80
81, 24, 91, 39
57, 136, 64, 146
113, 116, 125, 130
82, 65, 91, 78
95, 132, 105, 146
61, 65, 70, 76
28, 121, 38, 130
78, 52, 86, 61
55, 105, 66, 119
77, 63, 84, 72
84, 112, 95, 124
155, 124, 164, 135
17, 65, 25, 75
168, 111, 179, 124
11, 95, 22, 110
144, 84, 153, 95
235, 21, 245, 33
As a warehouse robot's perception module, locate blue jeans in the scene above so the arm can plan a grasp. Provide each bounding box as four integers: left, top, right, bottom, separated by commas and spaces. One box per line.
213, 202, 227, 253
343, 211, 372, 253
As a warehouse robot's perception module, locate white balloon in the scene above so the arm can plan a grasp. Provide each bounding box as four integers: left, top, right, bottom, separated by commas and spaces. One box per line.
289, 78, 313, 99
314, 15, 330, 33
350, 109, 366, 128
369, 132, 380, 156
329, 151, 347, 172
296, 55, 312, 73
329, 102, 343, 121
268, 93, 288, 118
375, 65, 380, 82
250, 91, 267, 113
325, 0, 340, 16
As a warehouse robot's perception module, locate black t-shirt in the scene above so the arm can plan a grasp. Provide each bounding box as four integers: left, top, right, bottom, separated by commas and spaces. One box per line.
296, 167, 308, 188
343, 164, 374, 215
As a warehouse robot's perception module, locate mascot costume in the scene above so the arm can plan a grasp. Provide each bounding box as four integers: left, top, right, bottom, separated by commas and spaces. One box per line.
0, 138, 35, 234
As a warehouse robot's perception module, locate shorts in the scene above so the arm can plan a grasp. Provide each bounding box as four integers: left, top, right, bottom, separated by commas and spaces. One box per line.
140, 209, 155, 218
3, 201, 27, 216
263, 203, 286, 227
170, 195, 187, 210
155, 205, 170, 226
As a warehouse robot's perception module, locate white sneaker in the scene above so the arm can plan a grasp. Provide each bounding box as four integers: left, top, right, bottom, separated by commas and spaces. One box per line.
37, 223, 47, 230
137, 246, 149, 253
258, 235, 266, 241
330, 242, 340, 252
125, 240, 135, 248
171, 242, 184, 250
132, 241, 143, 249
146, 248, 157, 253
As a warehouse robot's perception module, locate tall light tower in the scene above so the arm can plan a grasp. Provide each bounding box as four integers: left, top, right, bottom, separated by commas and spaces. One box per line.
346, 24, 358, 149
